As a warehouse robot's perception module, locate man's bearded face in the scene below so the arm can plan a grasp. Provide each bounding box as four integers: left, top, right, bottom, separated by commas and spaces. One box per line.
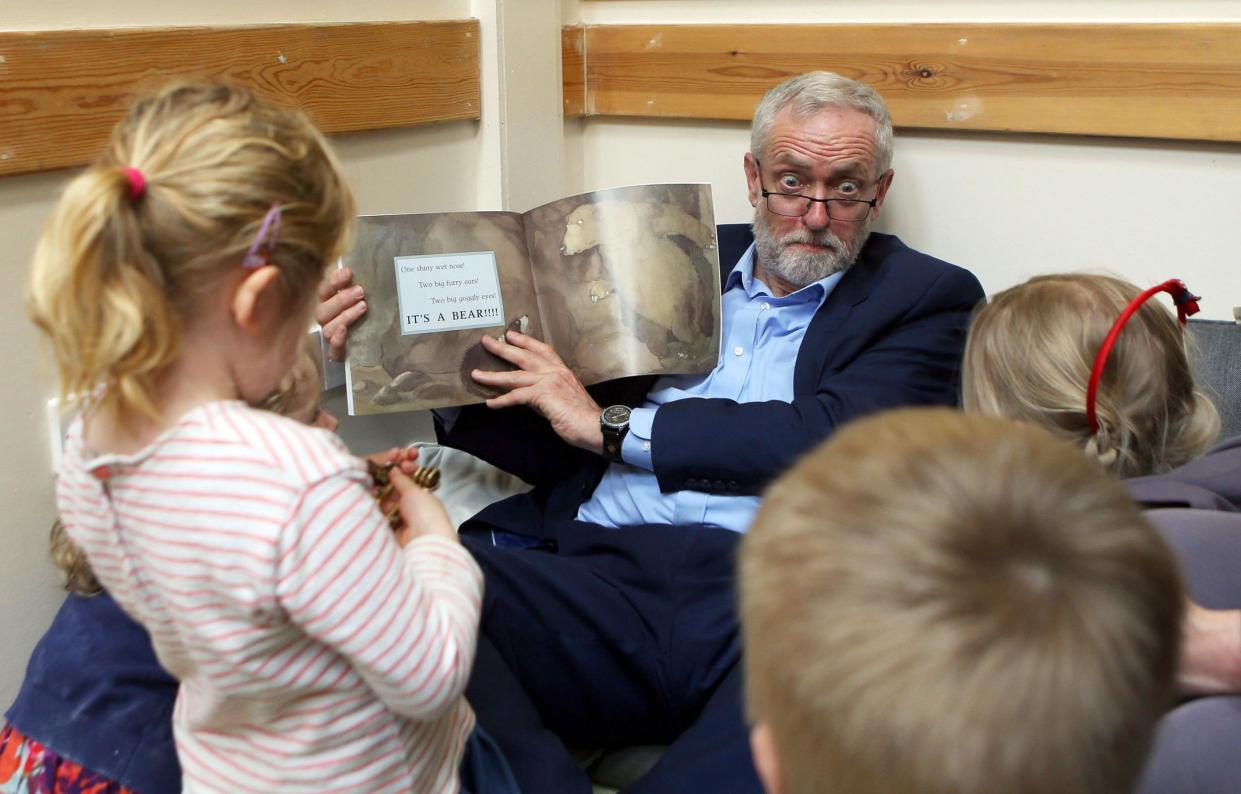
752, 205, 873, 289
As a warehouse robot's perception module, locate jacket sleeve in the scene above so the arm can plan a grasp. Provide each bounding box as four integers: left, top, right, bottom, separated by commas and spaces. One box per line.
649, 265, 985, 495
434, 377, 653, 487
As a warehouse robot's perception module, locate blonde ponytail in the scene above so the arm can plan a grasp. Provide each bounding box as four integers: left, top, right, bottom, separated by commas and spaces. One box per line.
27, 83, 355, 426
29, 166, 178, 422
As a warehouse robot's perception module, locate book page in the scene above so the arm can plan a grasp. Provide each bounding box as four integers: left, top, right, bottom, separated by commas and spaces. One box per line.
343, 212, 541, 415
521, 184, 721, 386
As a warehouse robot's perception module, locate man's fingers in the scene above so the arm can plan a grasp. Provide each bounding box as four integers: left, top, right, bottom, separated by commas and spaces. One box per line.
480, 331, 568, 371
505, 331, 563, 364
317, 267, 353, 301
472, 368, 539, 389
325, 322, 354, 363
480, 333, 540, 369
316, 284, 365, 326
325, 326, 345, 362
321, 300, 368, 361
485, 386, 538, 410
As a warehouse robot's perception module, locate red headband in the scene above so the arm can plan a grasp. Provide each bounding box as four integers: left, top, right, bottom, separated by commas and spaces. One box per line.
121, 167, 146, 201
1085, 279, 1200, 435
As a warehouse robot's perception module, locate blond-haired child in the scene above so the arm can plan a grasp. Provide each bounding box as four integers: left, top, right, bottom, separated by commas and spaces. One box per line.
26, 83, 481, 793
963, 273, 1218, 478
963, 272, 1241, 793
740, 408, 1183, 794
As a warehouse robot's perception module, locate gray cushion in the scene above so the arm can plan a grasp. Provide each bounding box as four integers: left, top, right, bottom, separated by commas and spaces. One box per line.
1187, 319, 1241, 441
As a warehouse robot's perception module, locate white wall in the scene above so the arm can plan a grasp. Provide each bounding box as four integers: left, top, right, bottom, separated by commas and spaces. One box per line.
572, 0, 1241, 319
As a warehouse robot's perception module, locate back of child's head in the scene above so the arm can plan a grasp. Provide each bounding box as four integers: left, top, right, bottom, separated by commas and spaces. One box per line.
962, 273, 1218, 478
740, 407, 1183, 794
257, 334, 336, 429
28, 82, 354, 425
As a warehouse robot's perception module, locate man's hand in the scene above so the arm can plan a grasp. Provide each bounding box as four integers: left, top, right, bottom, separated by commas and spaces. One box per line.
471, 330, 604, 454
316, 267, 368, 362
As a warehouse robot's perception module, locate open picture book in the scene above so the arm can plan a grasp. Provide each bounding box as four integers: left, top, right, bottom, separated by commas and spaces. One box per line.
343, 183, 722, 414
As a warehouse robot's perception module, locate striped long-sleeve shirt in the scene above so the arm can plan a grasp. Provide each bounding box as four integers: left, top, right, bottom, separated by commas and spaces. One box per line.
57, 400, 483, 793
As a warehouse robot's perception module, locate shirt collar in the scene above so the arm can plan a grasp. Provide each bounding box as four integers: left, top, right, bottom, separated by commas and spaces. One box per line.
725, 242, 842, 308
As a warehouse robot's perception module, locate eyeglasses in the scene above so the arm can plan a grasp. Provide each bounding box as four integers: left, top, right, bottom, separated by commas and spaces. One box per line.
754, 160, 879, 222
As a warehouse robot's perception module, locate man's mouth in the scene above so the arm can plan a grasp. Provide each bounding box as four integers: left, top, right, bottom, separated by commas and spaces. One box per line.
785, 240, 832, 252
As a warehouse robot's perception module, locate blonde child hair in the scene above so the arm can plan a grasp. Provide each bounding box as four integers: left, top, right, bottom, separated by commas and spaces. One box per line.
962, 273, 1218, 478
28, 83, 354, 425
740, 408, 1183, 794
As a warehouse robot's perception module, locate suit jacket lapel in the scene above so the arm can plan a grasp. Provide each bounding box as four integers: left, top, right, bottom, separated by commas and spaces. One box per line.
793, 238, 881, 394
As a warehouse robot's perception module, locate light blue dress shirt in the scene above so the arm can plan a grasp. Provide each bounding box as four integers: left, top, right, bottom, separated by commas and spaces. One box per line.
576, 242, 843, 533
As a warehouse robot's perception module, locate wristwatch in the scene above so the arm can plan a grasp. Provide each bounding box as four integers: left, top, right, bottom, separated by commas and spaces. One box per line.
600, 405, 632, 463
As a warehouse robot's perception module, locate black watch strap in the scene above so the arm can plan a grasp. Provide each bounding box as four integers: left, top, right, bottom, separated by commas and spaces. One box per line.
600, 405, 632, 463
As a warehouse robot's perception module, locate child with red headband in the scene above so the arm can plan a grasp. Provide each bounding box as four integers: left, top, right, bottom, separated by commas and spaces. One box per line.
25, 84, 486, 793
964, 273, 1240, 794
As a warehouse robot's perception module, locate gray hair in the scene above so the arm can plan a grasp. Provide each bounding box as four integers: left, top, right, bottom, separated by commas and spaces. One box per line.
750, 71, 894, 175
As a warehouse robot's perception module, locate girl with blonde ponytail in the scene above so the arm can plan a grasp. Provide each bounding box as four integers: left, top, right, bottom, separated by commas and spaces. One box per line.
22, 84, 491, 793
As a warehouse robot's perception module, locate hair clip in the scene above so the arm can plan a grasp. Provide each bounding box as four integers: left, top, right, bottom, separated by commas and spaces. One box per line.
242, 203, 283, 269
1086, 279, 1201, 435
121, 167, 146, 202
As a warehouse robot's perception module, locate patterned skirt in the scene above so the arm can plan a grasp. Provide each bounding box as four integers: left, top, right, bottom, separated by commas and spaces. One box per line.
0, 724, 135, 794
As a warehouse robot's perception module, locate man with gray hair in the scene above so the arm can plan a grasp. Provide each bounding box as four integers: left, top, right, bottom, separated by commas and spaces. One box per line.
318, 71, 984, 793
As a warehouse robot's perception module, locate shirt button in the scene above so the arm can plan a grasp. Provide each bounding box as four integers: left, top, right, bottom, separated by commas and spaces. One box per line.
733, 346, 744, 356
760, 302, 770, 311
641, 441, 651, 452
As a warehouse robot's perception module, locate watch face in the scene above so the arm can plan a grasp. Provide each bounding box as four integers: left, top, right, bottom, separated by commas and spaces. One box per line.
602, 405, 631, 427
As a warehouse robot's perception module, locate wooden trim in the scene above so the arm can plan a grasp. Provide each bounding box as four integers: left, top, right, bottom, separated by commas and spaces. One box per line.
0, 20, 480, 177
567, 23, 1241, 143
562, 25, 587, 117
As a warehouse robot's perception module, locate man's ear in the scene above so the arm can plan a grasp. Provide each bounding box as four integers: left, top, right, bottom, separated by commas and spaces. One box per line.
870, 169, 895, 220
750, 721, 785, 794
230, 265, 282, 336
744, 152, 761, 208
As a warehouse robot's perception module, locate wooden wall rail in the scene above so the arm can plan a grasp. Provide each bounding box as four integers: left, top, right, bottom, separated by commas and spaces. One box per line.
565, 23, 1241, 144
0, 20, 480, 178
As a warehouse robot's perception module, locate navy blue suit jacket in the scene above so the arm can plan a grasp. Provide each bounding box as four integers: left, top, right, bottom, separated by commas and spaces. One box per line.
439, 225, 985, 536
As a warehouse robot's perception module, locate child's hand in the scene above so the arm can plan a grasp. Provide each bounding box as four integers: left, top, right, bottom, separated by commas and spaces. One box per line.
388, 467, 458, 547
366, 446, 418, 472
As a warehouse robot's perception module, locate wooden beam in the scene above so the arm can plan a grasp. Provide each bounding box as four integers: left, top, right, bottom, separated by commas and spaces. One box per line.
0, 21, 480, 177
568, 23, 1241, 143
562, 25, 586, 117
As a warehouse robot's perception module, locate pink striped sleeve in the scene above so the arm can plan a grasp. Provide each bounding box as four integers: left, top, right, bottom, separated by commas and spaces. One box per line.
274, 473, 483, 720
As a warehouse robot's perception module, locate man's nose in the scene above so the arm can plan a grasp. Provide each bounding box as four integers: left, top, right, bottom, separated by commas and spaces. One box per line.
801, 199, 831, 230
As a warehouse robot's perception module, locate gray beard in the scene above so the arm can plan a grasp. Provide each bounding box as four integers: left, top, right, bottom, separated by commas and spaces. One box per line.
752, 210, 872, 288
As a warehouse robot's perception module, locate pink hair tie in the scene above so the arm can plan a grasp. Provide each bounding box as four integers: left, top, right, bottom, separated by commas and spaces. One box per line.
1085, 278, 1201, 436
121, 167, 146, 201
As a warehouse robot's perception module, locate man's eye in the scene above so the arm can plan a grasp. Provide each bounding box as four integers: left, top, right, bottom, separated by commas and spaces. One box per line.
777, 175, 802, 191
836, 181, 861, 195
